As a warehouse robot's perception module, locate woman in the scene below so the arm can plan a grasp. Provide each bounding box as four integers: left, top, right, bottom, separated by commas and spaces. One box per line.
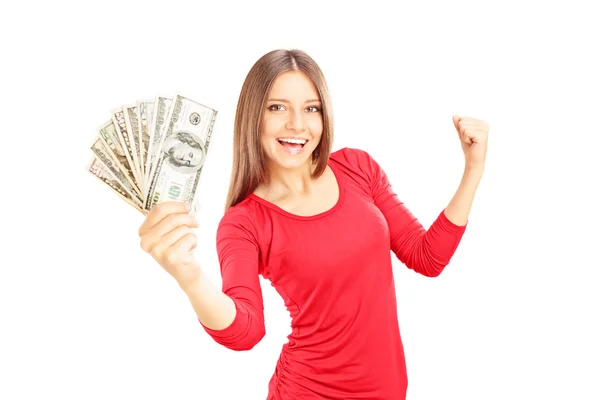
138, 49, 489, 399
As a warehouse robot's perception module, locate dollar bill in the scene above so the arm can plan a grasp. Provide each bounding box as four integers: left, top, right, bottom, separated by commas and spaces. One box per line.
144, 96, 172, 198
137, 99, 155, 183
112, 108, 142, 190
88, 157, 146, 215
96, 120, 141, 196
90, 137, 143, 204
123, 104, 143, 189
144, 95, 217, 212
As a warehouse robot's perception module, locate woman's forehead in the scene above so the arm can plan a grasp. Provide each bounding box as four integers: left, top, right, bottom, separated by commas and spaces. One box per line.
269, 71, 320, 100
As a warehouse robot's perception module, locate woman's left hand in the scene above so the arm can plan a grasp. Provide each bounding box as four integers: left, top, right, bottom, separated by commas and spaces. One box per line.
452, 115, 489, 169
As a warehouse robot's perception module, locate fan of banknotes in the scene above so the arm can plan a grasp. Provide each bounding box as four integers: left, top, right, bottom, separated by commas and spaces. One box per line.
87, 95, 218, 216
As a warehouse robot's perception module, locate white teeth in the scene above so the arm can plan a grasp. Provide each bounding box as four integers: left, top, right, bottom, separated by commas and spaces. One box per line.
278, 138, 307, 145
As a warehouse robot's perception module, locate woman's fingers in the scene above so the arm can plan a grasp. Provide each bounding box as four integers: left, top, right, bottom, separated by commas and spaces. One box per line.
151, 230, 198, 272
139, 211, 198, 254
149, 225, 194, 260
165, 232, 198, 267
136, 201, 201, 285
138, 201, 190, 237
153, 212, 198, 239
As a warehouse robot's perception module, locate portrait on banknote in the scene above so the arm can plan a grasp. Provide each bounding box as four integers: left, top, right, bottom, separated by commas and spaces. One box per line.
162, 131, 206, 173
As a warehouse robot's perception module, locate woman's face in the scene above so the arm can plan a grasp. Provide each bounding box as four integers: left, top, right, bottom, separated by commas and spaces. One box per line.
261, 70, 323, 170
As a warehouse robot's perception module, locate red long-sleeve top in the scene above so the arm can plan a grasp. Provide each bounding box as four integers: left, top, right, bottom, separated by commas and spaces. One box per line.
201, 147, 467, 399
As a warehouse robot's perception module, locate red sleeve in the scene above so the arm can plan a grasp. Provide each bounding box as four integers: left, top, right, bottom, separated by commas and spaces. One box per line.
346, 147, 467, 277
200, 206, 266, 350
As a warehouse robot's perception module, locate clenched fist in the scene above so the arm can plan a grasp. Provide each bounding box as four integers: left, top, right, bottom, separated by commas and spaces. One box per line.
452, 115, 489, 169
138, 201, 201, 288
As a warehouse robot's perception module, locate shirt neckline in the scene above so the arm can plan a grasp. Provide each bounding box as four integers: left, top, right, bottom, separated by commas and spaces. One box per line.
247, 159, 345, 221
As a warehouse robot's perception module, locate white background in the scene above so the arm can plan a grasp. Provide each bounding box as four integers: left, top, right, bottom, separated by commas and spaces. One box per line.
1, 0, 599, 399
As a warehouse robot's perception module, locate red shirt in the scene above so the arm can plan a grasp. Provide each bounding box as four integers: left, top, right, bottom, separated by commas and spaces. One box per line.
201, 147, 467, 399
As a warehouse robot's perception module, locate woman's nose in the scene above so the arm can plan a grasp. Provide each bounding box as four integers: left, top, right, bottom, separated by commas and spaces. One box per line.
286, 109, 306, 131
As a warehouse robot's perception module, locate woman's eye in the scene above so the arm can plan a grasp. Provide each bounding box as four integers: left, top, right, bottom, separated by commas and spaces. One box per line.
269, 104, 284, 111
307, 106, 321, 112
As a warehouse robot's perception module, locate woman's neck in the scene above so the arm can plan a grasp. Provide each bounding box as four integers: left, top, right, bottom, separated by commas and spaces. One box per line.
258, 159, 318, 199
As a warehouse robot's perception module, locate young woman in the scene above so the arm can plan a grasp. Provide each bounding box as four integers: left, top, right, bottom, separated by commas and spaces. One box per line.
138, 49, 489, 399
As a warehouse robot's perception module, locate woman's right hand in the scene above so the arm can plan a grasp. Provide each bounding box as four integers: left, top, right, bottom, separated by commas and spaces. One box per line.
138, 201, 201, 288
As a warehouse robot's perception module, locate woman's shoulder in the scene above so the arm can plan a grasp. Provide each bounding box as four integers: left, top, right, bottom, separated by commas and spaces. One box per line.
330, 146, 364, 158
329, 146, 383, 182
216, 199, 262, 244
330, 146, 377, 166
220, 197, 258, 225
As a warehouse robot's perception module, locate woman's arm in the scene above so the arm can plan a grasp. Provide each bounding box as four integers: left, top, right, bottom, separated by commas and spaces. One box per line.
443, 165, 484, 226
179, 266, 237, 331
196, 207, 266, 351
444, 115, 489, 225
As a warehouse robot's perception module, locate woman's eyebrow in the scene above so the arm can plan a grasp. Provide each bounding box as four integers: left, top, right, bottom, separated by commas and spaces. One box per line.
267, 98, 321, 103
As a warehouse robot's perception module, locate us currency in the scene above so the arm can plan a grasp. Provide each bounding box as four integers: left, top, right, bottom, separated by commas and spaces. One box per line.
144, 95, 217, 212
123, 104, 143, 189
96, 120, 141, 196
90, 138, 144, 204
144, 96, 171, 197
88, 157, 146, 215
137, 99, 155, 183
112, 108, 142, 190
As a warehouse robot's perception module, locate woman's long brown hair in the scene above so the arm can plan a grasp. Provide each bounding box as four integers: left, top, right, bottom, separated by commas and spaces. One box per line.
224, 49, 334, 211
